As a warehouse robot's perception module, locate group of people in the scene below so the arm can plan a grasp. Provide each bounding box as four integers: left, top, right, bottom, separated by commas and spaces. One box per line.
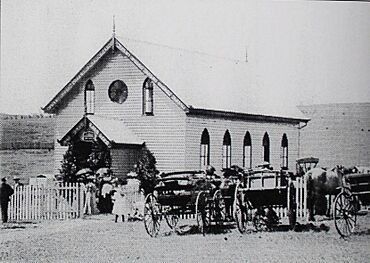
82, 172, 130, 223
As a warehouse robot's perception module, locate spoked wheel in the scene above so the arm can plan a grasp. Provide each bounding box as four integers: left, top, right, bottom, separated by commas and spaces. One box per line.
144, 193, 162, 237
212, 189, 226, 225
234, 185, 247, 233
333, 191, 357, 237
196, 191, 210, 235
165, 213, 179, 229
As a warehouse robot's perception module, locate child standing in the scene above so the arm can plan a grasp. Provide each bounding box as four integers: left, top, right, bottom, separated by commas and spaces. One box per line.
112, 185, 129, 222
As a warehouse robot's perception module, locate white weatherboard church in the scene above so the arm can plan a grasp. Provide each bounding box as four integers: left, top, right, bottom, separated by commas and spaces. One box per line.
43, 32, 309, 179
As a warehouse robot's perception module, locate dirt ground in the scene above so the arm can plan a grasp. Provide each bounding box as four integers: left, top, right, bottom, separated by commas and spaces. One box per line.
0, 213, 369, 263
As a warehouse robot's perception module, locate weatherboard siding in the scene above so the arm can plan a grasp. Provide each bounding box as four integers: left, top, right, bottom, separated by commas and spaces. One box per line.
53, 86, 85, 172
53, 51, 187, 174
185, 115, 299, 173
51, 47, 301, 176
111, 146, 142, 177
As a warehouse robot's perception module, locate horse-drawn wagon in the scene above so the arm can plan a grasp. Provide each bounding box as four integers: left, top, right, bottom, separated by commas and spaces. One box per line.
143, 170, 237, 237
234, 168, 298, 233
333, 170, 370, 237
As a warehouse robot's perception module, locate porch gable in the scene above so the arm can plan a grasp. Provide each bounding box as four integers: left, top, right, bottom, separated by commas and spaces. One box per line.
59, 115, 144, 147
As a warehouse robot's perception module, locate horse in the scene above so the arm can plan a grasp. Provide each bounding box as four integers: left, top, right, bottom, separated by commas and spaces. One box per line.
304, 165, 353, 221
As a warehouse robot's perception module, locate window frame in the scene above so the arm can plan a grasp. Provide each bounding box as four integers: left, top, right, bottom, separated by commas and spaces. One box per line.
281, 133, 288, 169
143, 78, 154, 115
85, 80, 95, 115
108, 80, 128, 104
200, 129, 210, 167
243, 131, 252, 169
222, 130, 232, 169
262, 132, 270, 163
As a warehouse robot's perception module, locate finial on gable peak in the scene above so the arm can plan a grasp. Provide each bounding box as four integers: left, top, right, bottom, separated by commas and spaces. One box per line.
112, 15, 116, 51
112, 15, 116, 38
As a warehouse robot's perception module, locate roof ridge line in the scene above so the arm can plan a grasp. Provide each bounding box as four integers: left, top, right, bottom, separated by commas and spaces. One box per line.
43, 36, 190, 114
114, 38, 189, 113
42, 38, 114, 113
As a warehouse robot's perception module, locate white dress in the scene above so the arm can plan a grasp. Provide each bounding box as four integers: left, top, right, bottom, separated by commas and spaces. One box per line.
84, 182, 97, 215
112, 189, 129, 216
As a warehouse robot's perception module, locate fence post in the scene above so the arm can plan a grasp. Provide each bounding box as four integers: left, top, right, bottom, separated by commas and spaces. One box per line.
79, 183, 85, 218
8, 183, 88, 221
303, 176, 308, 221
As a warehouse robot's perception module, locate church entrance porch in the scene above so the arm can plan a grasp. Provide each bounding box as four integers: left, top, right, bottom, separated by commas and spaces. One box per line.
58, 116, 144, 181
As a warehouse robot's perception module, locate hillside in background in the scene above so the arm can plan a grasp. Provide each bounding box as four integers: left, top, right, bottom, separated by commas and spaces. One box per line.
0, 113, 55, 150
298, 103, 370, 168
0, 114, 56, 183
0, 149, 55, 182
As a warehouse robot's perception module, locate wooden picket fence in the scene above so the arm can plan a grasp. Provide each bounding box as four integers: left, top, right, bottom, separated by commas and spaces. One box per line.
6, 178, 308, 223
8, 183, 85, 221
295, 176, 308, 220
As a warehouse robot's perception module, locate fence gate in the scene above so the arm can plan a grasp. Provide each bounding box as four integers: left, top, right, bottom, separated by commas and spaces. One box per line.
8, 183, 85, 221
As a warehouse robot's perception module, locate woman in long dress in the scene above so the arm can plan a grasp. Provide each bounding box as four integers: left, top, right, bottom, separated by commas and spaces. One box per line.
84, 179, 97, 215
112, 186, 129, 222
98, 181, 113, 213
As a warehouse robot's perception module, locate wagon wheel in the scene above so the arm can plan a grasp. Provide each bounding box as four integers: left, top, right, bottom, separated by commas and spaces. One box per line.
253, 208, 267, 231
212, 189, 226, 225
144, 193, 162, 237
333, 191, 357, 237
234, 184, 247, 233
196, 191, 210, 235
165, 213, 179, 229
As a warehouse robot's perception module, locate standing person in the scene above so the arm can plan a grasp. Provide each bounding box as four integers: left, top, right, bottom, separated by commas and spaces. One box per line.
13, 176, 24, 188
99, 180, 113, 213
111, 183, 129, 222
83, 177, 97, 215
0, 177, 14, 223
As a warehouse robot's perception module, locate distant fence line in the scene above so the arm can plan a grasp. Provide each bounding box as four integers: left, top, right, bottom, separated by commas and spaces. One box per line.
1, 114, 54, 120
0, 141, 54, 150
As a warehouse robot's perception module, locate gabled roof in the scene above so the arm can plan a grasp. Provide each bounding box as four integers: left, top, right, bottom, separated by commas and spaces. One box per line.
59, 115, 143, 146
42, 37, 188, 114
43, 36, 309, 122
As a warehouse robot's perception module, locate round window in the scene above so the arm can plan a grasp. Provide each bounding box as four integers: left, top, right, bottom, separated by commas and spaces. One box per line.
108, 80, 128, 104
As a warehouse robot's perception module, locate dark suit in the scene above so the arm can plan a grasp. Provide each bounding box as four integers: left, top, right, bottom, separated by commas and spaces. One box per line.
0, 182, 14, 223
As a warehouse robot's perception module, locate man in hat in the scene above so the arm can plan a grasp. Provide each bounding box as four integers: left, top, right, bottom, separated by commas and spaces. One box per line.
13, 176, 24, 188
0, 177, 14, 223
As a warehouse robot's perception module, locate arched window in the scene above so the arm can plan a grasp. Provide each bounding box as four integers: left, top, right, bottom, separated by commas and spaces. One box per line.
243, 131, 252, 169
281, 133, 288, 169
222, 130, 232, 169
262, 132, 270, 163
143, 78, 154, 115
200, 129, 210, 167
85, 80, 95, 114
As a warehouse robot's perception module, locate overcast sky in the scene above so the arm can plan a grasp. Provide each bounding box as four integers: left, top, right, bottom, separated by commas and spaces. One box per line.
1, 0, 370, 114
